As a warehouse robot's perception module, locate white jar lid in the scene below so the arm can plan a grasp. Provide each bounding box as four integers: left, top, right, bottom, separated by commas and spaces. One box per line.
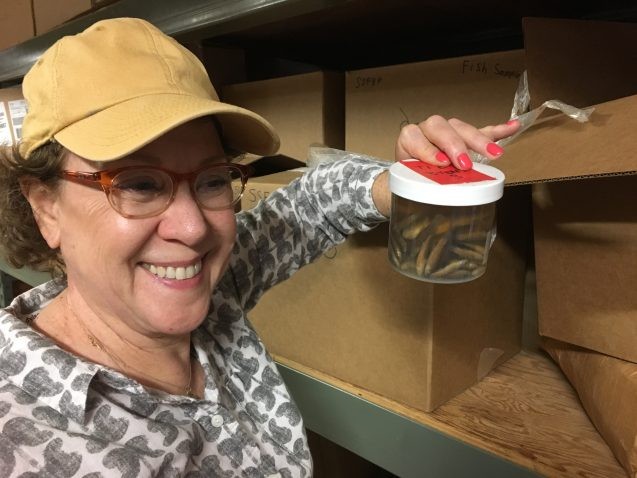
389, 159, 505, 206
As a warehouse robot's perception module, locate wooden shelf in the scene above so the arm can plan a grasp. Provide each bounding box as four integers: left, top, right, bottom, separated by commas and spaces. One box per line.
277, 350, 625, 478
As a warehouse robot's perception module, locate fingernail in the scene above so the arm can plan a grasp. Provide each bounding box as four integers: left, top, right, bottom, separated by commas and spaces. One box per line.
506, 119, 518, 126
486, 142, 504, 157
435, 151, 451, 165
457, 153, 472, 170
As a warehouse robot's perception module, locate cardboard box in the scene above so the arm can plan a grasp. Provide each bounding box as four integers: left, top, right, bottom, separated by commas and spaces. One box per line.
523, 17, 637, 110
495, 18, 637, 363
532, 173, 637, 362
33, 0, 117, 34
542, 338, 637, 478
345, 50, 525, 161
0, 0, 34, 51
221, 71, 344, 162
0, 87, 27, 146
246, 169, 530, 411
34, 0, 92, 34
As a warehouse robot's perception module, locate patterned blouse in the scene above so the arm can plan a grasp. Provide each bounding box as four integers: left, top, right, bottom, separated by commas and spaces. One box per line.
0, 157, 388, 478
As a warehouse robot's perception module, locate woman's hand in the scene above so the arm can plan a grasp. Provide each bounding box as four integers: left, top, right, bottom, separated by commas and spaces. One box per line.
372, 116, 520, 217
395, 115, 520, 170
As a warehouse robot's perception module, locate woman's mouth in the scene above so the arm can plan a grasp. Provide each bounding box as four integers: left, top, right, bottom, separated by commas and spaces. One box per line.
141, 260, 202, 280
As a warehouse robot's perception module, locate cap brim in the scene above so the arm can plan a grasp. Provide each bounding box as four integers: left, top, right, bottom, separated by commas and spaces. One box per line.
54, 93, 280, 161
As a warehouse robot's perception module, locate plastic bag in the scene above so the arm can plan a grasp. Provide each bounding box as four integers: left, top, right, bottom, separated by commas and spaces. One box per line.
471, 71, 595, 164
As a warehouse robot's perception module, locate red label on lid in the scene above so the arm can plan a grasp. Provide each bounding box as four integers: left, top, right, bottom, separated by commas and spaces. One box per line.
400, 159, 495, 185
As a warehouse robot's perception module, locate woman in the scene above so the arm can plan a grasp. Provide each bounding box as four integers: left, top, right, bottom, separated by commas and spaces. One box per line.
0, 18, 517, 477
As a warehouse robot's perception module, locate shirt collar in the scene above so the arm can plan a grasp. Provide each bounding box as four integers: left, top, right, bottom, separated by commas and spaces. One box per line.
1, 279, 208, 424
0, 279, 100, 424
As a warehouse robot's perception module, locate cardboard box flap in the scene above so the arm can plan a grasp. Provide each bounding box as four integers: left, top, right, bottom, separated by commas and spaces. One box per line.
543, 337, 637, 476
524, 17, 637, 109
496, 94, 637, 185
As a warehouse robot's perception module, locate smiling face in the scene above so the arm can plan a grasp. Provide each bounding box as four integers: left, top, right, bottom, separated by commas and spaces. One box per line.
47, 119, 237, 337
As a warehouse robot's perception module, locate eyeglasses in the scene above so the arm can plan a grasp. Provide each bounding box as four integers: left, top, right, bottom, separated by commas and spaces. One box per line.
60, 163, 250, 219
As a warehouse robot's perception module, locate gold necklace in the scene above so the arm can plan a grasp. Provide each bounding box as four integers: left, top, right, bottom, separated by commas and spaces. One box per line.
84, 329, 196, 398
66, 295, 197, 398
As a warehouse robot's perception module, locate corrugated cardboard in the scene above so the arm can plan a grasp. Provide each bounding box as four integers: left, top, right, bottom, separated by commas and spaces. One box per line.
532, 176, 637, 363
496, 94, 637, 185
245, 169, 530, 411
221, 71, 344, 162
34, 0, 92, 34
543, 338, 637, 478
33, 0, 116, 34
495, 18, 637, 362
0, 0, 34, 51
0, 86, 27, 146
523, 17, 637, 110
345, 50, 524, 161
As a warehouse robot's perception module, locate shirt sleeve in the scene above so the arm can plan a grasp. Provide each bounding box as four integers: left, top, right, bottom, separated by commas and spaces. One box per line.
224, 156, 389, 311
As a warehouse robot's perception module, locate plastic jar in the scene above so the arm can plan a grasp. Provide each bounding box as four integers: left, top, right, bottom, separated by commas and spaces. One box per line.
388, 159, 505, 284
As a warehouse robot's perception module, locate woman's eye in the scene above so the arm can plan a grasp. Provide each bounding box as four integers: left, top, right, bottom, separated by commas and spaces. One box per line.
198, 175, 230, 193
115, 175, 164, 193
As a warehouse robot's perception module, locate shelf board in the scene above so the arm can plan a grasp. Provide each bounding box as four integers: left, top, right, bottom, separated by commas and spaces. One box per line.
277, 351, 626, 478
0, 0, 351, 83
3, 0, 637, 83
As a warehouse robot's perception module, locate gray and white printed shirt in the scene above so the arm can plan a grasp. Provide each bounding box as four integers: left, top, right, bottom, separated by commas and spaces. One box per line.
0, 157, 388, 478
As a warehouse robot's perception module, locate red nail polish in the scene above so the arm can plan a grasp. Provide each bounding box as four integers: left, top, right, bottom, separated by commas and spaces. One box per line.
435, 151, 451, 164
506, 119, 518, 126
457, 153, 472, 170
486, 142, 504, 157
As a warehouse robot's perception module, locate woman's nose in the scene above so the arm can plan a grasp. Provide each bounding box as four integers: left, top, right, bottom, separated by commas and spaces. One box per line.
156, 181, 208, 244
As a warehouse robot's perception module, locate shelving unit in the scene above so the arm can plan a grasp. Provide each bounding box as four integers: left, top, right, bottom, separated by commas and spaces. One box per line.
1, 2, 635, 476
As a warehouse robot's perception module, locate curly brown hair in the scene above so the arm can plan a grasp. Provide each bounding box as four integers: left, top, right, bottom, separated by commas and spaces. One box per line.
0, 142, 66, 277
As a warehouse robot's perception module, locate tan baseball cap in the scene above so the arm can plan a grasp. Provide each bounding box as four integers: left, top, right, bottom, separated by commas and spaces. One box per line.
19, 17, 280, 160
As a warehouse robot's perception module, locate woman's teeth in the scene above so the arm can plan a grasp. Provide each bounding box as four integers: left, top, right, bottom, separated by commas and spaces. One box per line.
143, 261, 202, 280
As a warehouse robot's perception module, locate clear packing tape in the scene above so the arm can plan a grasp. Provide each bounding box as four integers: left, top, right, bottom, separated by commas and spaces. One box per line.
471, 71, 596, 164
